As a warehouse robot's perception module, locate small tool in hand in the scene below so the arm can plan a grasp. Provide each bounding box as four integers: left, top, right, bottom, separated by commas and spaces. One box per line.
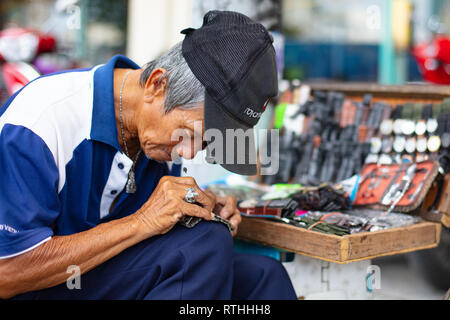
178, 167, 235, 233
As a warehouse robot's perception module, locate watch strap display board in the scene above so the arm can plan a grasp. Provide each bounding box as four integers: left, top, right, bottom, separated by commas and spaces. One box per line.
353, 160, 439, 212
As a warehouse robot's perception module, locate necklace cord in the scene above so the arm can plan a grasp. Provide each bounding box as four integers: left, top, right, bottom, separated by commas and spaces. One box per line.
118, 70, 142, 193
119, 70, 133, 158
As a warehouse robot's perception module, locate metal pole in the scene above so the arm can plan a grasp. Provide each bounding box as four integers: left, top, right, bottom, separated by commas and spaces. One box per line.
378, 0, 395, 84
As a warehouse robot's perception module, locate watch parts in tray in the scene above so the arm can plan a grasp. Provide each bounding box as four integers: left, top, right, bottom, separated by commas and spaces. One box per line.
290, 184, 351, 212
230, 182, 423, 236
237, 184, 351, 218
288, 210, 421, 235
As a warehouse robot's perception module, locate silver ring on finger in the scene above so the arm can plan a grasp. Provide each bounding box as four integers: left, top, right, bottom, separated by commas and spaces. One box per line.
185, 187, 199, 204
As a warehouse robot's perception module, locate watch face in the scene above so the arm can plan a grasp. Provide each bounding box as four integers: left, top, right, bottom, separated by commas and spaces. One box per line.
405, 137, 416, 153
442, 132, 450, 148
379, 119, 393, 135
393, 119, 404, 135
416, 137, 428, 153
415, 121, 427, 136
427, 135, 441, 152
370, 137, 382, 154
381, 137, 393, 153
365, 154, 378, 164
426, 118, 438, 133
393, 136, 406, 153
378, 154, 393, 165
402, 120, 416, 135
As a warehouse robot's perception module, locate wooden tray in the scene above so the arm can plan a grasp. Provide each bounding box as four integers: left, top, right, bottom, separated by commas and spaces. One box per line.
240, 83, 447, 263
236, 216, 441, 264
303, 82, 450, 102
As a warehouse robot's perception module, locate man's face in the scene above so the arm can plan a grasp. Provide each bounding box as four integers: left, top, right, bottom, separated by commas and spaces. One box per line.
136, 99, 206, 162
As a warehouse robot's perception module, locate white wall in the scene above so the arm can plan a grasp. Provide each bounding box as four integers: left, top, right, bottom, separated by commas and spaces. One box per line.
126, 0, 193, 66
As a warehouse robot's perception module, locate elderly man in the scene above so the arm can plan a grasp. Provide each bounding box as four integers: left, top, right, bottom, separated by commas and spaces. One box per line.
0, 11, 296, 300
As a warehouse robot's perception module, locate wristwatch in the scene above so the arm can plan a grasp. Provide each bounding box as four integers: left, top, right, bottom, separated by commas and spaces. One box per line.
381, 136, 393, 154
427, 118, 439, 134
393, 104, 404, 135
340, 99, 356, 128
415, 121, 427, 136
379, 103, 393, 136
402, 120, 416, 136
400, 102, 413, 135
370, 137, 382, 154
393, 136, 406, 153
427, 102, 441, 134
442, 98, 450, 114
380, 119, 394, 136
416, 136, 428, 153
378, 153, 393, 165
405, 137, 417, 154
393, 119, 404, 135
402, 102, 415, 135
427, 135, 441, 153
412, 102, 424, 135
364, 102, 383, 141
442, 132, 450, 148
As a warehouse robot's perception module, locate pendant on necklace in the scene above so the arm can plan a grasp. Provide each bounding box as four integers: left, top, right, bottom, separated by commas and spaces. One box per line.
126, 170, 137, 193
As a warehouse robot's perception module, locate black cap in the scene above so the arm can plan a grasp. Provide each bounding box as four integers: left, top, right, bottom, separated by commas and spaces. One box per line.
181, 10, 278, 175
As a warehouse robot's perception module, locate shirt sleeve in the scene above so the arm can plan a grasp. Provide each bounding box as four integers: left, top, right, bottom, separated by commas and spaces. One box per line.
0, 124, 60, 259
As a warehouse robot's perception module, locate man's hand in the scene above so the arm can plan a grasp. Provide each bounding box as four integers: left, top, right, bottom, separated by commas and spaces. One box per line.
135, 176, 215, 237
205, 190, 242, 237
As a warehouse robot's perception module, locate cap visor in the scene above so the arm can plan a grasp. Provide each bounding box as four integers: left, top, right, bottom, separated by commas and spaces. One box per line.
204, 93, 258, 175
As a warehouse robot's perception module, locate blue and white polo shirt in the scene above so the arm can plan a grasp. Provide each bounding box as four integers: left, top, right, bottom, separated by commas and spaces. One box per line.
0, 55, 180, 259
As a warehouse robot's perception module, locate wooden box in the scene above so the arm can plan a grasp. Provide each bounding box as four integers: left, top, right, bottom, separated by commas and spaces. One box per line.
237, 217, 441, 264
238, 83, 448, 263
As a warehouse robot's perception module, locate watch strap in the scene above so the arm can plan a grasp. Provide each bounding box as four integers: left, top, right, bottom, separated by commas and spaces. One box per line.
442, 97, 450, 114
437, 113, 446, 136
403, 102, 414, 119
413, 103, 423, 121
423, 104, 432, 120
432, 102, 442, 119
382, 103, 393, 120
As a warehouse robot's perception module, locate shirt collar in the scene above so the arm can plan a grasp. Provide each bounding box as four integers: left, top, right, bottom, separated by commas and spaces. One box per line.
90, 54, 141, 150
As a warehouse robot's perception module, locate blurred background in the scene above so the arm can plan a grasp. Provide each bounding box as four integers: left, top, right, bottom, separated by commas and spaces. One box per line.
1, 0, 450, 83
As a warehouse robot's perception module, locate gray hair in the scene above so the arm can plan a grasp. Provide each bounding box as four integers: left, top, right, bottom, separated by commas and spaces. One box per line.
139, 41, 205, 113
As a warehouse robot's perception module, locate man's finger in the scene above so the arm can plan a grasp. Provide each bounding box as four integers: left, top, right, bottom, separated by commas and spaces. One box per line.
216, 196, 237, 219
229, 208, 241, 226
178, 200, 214, 221
169, 176, 199, 184
204, 189, 217, 202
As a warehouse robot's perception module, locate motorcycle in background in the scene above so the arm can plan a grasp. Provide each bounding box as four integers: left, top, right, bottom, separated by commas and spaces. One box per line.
412, 17, 450, 85
413, 35, 450, 85
0, 27, 75, 106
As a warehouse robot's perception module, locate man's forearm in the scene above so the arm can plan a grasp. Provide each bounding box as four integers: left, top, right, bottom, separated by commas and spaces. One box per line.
0, 214, 145, 299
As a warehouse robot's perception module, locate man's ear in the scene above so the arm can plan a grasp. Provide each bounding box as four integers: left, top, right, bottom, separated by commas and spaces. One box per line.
143, 68, 167, 103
